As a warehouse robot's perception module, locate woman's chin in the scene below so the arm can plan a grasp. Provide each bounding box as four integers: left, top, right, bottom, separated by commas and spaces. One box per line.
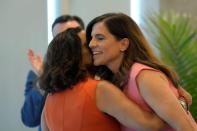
93, 61, 101, 66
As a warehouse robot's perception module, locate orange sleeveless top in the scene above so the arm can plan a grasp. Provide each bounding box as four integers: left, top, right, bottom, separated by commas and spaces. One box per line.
44, 78, 120, 131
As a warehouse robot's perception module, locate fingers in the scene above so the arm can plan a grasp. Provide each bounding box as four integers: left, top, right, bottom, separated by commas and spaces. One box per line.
27, 49, 43, 63
27, 49, 43, 74
27, 48, 34, 56
178, 87, 192, 106
37, 53, 43, 62
27, 48, 34, 61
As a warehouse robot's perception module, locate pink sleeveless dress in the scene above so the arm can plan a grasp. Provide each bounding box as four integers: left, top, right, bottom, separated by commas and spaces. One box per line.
122, 63, 197, 131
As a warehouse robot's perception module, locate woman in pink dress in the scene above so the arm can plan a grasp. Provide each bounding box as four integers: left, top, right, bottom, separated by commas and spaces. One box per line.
86, 12, 197, 131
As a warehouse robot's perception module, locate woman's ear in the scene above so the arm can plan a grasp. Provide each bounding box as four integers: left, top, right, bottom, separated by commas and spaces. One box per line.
119, 38, 129, 52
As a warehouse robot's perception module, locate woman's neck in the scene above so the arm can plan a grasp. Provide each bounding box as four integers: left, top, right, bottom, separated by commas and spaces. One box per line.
107, 55, 123, 74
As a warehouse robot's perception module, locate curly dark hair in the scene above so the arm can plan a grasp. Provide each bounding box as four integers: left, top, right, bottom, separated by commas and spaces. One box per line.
39, 27, 88, 93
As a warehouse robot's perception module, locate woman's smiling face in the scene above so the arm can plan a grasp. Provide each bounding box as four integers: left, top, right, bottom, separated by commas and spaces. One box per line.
89, 22, 125, 73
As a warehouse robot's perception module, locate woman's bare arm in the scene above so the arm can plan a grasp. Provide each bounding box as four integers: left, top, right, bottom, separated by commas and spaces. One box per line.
137, 70, 195, 131
41, 109, 50, 131
96, 80, 165, 131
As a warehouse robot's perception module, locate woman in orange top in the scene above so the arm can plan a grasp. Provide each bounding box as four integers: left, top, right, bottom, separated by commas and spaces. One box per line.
39, 27, 165, 131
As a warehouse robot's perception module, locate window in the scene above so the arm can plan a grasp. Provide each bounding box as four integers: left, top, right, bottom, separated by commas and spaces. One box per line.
130, 0, 141, 25
47, 0, 58, 43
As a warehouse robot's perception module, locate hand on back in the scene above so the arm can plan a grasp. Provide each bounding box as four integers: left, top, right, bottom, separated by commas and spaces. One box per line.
178, 87, 192, 106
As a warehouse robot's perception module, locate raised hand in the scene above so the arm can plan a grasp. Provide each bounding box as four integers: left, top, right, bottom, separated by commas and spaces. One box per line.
27, 48, 43, 75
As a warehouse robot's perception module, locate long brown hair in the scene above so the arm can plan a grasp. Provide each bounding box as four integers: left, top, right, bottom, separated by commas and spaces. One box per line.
86, 13, 180, 89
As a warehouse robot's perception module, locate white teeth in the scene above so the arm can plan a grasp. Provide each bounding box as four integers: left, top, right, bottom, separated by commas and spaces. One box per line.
93, 51, 101, 55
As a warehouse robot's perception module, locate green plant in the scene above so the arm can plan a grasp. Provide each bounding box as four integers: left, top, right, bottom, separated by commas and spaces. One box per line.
146, 12, 197, 120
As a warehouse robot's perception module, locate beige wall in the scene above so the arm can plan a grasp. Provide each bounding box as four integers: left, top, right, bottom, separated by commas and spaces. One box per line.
160, 0, 197, 16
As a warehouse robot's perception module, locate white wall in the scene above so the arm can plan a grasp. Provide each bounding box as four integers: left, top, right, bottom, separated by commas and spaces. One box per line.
0, 0, 160, 130
139, 0, 160, 26
68, 0, 130, 27
0, 0, 47, 130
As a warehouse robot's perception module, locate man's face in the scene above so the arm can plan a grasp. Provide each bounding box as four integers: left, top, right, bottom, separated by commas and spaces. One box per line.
52, 20, 81, 37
